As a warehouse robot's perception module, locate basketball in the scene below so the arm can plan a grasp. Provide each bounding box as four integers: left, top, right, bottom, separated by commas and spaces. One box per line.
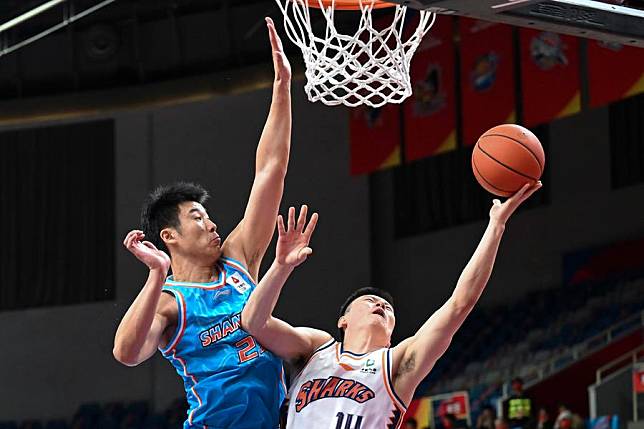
471, 124, 545, 197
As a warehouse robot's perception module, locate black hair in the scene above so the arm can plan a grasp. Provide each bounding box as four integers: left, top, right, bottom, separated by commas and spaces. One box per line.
337, 287, 394, 341
140, 182, 209, 253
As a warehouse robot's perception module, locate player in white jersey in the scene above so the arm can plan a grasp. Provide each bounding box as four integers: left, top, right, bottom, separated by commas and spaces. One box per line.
241, 181, 541, 429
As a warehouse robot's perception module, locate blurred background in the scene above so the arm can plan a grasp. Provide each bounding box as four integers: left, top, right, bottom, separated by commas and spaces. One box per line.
0, 0, 642, 428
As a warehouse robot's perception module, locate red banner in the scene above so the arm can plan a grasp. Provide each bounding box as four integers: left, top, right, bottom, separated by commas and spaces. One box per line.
520, 30, 580, 126
588, 41, 644, 109
634, 367, 644, 393
460, 19, 516, 146
349, 105, 401, 175
404, 16, 457, 162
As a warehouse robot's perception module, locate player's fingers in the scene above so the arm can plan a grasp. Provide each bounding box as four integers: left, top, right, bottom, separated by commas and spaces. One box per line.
299, 247, 313, 260
266, 18, 279, 51
304, 212, 319, 239
522, 181, 543, 201
124, 231, 138, 248
492, 199, 501, 207
296, 205, 308, 232
287, 206, 296, 231
514, 183, 531, 199
277, 215, 286, 235
142, 241, 158, 250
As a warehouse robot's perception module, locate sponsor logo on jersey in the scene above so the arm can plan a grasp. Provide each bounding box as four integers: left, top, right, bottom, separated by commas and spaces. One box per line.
227, 272, 250, 294
295, 376, 375, 412
199, 312, 241, 347
360, 358, 377, 375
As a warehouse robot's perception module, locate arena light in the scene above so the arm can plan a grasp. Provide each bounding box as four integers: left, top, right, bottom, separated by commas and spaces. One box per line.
0, 0, 118, 57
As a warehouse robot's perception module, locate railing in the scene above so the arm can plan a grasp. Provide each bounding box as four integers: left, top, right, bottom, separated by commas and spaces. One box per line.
596, 344, 644, 383
523, 310, 643, 388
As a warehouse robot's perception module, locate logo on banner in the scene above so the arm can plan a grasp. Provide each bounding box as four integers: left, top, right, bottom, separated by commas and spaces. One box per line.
413, 64, 446, 116
530, 32, 568, 70
471, 52, 499, 92
227, 272, 250, 294
598, 40, 623, 52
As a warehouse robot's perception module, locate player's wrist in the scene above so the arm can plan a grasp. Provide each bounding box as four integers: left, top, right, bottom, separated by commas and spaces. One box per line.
488, 218, 507, 231
273, 259, 296, 273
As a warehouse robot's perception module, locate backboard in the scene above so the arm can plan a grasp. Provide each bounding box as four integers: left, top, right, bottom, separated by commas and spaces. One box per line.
390, 0, 644, 47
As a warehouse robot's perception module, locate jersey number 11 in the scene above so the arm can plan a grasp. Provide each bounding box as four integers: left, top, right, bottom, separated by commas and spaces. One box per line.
335, 412, 363, 429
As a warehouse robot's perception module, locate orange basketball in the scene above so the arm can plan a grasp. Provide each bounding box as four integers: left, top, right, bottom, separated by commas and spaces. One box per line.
471, 124, 545, 197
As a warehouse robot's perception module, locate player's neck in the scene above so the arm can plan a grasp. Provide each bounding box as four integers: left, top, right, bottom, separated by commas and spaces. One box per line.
342, 331, 388, 354
170, 255, 217, 283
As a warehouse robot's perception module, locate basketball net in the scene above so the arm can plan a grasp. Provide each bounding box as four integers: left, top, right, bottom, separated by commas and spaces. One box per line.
274, 0, 436, 108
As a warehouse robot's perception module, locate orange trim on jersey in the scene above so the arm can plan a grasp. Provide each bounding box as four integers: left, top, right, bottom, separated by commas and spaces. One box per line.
279, 366, 288, 395
164, 264, 226, 290
382, 349, 407, 412
160, 289, 187, 355
334, 343, 372, 371
172, 352, 203, 425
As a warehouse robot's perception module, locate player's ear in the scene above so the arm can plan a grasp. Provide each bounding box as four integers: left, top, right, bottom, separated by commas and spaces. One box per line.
160, 228, 177, 246
337, 315, 347, 330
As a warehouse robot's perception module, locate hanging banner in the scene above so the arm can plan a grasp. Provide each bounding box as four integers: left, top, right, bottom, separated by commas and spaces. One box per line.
634, 364, 644, 393
588, 41, 644, 109
404, 391, 471, 428
349, 105, 401, 175
404, 16, 457, 162
520, 30, 580, 126
460, 19, 516, 146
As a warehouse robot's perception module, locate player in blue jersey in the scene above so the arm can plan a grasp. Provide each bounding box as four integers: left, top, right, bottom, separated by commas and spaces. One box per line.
113, 18, 291, 429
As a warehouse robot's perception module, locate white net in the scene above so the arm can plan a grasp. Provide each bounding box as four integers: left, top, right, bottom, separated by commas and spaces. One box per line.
275, 0, 436, 108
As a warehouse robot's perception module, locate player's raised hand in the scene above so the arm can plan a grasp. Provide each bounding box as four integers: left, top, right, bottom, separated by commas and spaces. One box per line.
489, 181, 542, 226
123, 230, 171, 272
276, 205, 318, 268
266, 17, 291, 83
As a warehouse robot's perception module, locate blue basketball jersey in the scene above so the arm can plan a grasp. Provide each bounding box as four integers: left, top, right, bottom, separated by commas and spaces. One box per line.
159, 256, 286, 429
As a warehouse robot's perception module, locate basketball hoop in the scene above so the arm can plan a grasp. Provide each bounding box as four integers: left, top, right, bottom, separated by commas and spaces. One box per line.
275, 0, 436, 108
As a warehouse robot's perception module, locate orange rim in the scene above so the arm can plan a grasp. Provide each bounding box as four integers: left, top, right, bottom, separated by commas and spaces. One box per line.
303, 0, 396, 10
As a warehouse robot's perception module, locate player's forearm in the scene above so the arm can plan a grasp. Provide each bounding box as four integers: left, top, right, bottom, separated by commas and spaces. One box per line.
255, 81, 292, 174
241, 261, 293, 335
452, 220, 505, 309
113, 268, 166, 363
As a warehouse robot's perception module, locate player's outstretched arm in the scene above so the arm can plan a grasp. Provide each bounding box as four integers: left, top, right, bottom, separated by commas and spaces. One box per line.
241, 206, 332, 363
391, 182, 542, 404
113, 230, 173, 366
225, 18, 293, 281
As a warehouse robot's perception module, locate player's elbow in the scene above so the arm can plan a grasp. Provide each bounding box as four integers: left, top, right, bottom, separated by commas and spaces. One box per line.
241, 317, 265, 337
112, 344, 141, 367
257, 158, 288, 181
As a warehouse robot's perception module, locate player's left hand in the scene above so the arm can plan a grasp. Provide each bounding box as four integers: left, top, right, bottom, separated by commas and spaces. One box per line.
276, 205, 318, 268
489, 181, 542, 226
266, 17, 291, 83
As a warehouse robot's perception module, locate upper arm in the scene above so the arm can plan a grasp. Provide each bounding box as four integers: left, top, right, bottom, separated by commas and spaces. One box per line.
227, 166, 286, 280
132, 293, 176, 366
391, 297, 470, 402
246, 315, 332, 364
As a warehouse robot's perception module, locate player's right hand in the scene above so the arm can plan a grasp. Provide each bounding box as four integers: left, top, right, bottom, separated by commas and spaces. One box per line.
123, 230, 171, 272
276, 205, 318, 268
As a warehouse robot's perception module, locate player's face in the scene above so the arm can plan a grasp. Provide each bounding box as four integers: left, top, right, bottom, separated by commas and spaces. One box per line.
172, 201, 222, 262
345, 295, 396, 340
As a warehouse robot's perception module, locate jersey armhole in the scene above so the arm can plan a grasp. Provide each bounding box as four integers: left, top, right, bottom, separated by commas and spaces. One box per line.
158, 287, 187, 355
384, 348, 408, 411
220, 255, 256, 285
292, 338, 336, 381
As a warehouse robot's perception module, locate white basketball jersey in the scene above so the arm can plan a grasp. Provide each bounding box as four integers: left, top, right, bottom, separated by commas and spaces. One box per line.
285, 340, 407, 429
